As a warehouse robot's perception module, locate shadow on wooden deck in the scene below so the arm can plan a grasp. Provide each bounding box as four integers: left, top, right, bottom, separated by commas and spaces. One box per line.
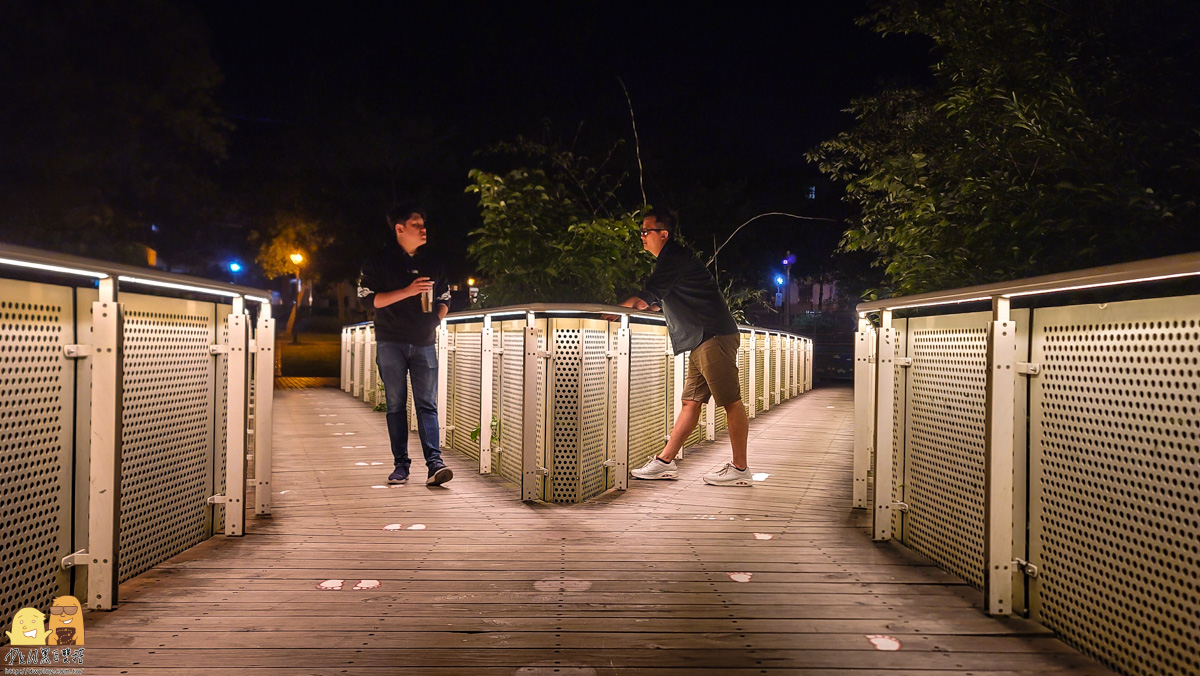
81, 385, 1115, 674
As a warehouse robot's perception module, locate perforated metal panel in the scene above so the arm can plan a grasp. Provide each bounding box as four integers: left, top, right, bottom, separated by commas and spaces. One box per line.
578, 327, 608, 500
900, 313, 990, 588
498, 329, 524, 485
118, 294, 217, 583
629, 327, 668, 470
550, 327, 583, 502
739, 333, 750, 405
1029, 297, 1200, 676
450, 328, 481, 460
0, 280, 73, 639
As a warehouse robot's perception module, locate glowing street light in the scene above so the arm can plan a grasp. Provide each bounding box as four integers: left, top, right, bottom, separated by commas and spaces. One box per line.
229, 262, 243, 273
289, 253, 304, 266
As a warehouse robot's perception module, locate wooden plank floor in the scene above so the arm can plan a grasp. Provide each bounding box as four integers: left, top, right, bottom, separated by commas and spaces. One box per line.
82, 385, 1115, 675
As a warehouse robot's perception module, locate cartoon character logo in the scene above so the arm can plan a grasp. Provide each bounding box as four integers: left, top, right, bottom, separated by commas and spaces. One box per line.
46, 596, 85, 646
5, 607, 47, 645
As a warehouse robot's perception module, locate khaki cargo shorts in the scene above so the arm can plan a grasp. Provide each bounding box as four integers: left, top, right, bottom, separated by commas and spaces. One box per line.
681, 333, 742, 407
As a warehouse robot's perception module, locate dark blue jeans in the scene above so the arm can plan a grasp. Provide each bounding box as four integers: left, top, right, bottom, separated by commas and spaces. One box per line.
375, 341, 443, 471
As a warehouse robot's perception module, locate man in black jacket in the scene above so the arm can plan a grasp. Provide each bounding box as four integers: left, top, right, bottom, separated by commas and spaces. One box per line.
357, 205, 454, 486
611, 208, 753, 486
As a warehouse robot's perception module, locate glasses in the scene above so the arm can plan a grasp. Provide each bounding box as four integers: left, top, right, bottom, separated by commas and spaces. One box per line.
639, 228, 667, 237
50, 606, 78, 616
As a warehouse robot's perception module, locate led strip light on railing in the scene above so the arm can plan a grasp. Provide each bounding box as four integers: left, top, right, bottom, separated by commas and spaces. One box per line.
117, 275, 242, 298
0, 256, 110, 279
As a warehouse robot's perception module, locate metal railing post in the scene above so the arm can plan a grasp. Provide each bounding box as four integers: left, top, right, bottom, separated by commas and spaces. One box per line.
223, 298, 249, 537
773, 332, 782, 406
704, 396, 716, 440
761, 333, 771, 412
341, 327, 351, 392
352, 326, 365, 397
614, 316, 631, 489
984, 296, 1017, 615
853, 315, 877, 510
254, 302, 275, 516
479, 315, 494, 474
747, 330, 757, 419
872, 311, 897, 541
806, 339, 813, 391
521, 313, 542, 501
86, 277, 122, 609
437, 320, 449, 447
361, 326, 374, 405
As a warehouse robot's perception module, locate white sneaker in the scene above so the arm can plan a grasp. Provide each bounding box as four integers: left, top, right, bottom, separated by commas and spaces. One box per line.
703, 463, 753, 487
631, 456, 678, 480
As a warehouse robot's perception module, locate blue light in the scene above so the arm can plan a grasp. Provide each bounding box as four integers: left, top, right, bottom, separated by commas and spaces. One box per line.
229, 262, 243, 273
775, 276, 784, 286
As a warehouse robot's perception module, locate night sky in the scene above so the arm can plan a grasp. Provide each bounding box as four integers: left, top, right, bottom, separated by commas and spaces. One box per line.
199, 1, 933, 285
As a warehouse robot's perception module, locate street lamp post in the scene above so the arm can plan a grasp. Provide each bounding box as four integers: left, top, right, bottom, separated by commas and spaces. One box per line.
782, 252, 795, 330
288, 252, 304, 344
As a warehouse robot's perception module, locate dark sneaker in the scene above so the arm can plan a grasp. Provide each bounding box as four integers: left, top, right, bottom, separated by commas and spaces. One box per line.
387, 467, 409, 485
427, 464, 453, 486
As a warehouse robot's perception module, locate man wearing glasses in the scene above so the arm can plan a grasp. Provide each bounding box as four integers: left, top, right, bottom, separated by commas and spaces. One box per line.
357, 205, 454, 486
610, 208, 753, 486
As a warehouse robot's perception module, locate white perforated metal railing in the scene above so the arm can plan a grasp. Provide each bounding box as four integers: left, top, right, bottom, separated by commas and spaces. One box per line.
341, 304, 815, 503
852, 251, 1200, 676
0, 243, 275, 627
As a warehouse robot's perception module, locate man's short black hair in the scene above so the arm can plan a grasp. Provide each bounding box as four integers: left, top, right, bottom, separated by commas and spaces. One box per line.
387, 203, 427, 228
644, 207, 678, 235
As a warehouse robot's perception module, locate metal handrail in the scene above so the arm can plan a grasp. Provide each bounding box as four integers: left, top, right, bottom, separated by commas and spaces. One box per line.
434, 302, 812, 341
0, 242, 272, 301
856, 251, 1200, 314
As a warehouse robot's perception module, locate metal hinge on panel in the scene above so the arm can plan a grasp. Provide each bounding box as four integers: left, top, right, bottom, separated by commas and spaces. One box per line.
61, 549, 89, 569
62, 345, 93, 358
895, 357, 913, 367
206, 495, 229, 504
1013, 558, 1040, 577
890, 501, 909, 512
538, 350, 552, 359
1016, 363, 1041, 376
603, 459, 617, 467
534, 467, 550, 476
210, 345, 230, 355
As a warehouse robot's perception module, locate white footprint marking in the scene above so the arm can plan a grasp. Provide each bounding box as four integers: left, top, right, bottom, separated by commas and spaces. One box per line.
353, 579, 381, 590
727, 572, 754, 582
867, 635, 902, 651
317, 579, 344, 590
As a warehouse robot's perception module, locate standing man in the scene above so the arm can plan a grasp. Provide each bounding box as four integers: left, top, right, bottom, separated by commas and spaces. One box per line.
357, 205, 454, 486
613, 208, 753, 486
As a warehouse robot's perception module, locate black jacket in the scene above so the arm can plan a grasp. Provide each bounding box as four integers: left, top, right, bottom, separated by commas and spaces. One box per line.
636, 239, 739, 354
357, 242, 451, 345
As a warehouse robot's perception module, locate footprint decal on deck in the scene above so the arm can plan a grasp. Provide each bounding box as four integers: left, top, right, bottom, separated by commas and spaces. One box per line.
352, 580, 381, 590
866, 635, 902, 651
752, 533, 774, 540
317, 579, 345, 590
727, 572, 754, 582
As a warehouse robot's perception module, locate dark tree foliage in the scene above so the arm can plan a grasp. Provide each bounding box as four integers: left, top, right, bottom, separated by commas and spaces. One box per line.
466, 135, 651, 306
809, 0, 1200, 296
0, 0, 229, 264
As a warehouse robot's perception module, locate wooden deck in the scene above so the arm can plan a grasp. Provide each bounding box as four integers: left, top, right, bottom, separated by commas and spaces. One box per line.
82, 385, 1115, 674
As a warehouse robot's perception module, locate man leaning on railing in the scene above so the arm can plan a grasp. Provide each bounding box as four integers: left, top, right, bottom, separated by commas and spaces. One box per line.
605, 208, 754, 487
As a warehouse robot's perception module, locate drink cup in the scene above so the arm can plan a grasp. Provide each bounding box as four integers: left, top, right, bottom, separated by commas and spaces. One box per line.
420, 288, 433, 313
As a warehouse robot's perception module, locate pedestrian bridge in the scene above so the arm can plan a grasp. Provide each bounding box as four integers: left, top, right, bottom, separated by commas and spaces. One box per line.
1, 243, 1195, 675
80, 383, 1113, 674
